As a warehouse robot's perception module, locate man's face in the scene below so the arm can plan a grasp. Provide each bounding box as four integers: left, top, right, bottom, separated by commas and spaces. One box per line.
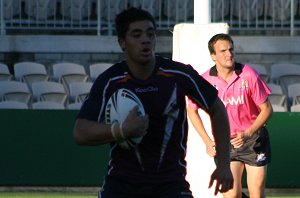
119, 20, 156, 64
211, 40, 235, 69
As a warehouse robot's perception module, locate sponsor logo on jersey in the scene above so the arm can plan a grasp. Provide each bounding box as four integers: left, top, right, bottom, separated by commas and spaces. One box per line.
240, 79, 249, 90
135, 86, 158, 93
223, 95, 244, 106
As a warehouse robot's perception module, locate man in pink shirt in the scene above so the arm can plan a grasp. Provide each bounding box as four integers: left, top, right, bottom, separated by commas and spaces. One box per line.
188, 33, 272, 198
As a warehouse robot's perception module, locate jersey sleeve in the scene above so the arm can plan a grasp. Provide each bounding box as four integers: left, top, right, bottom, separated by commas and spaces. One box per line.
187, 98, 199, 110
76, 66, 115, 123
246, 65, 271, 106
184, 64, 218, 113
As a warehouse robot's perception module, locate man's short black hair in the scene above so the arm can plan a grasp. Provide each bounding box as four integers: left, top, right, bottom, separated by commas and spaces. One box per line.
115, 7, 156, 38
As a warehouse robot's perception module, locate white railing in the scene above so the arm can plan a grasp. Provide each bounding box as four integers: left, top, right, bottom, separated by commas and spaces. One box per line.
0, 0, 299, 36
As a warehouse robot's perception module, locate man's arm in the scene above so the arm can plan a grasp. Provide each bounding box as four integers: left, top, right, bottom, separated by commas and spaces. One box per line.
207, 97, 233, 195
187, 106, 216, 157
244, 99, 273, 137
73, 118, 114, 145
73, 106, 149, 146
231, 99, 273, 148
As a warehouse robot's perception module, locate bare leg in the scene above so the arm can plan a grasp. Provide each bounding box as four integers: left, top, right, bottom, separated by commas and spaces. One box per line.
222, 161, 244, 198
245, 164, 267, 198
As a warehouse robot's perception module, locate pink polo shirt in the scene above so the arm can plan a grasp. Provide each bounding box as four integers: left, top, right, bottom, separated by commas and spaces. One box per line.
188, 63, 271, 138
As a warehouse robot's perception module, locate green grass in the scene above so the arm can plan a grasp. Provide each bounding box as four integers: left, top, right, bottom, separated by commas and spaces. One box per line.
0, 193, 299, 198
0, 193, 97, 198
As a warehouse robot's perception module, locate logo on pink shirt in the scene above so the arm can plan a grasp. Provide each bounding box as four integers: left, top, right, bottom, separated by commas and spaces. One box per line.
239, 79, 249, 90
222, 95, 244, 107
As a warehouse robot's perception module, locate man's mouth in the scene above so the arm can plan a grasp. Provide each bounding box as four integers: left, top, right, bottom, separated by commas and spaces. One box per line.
141, 48, 151, 55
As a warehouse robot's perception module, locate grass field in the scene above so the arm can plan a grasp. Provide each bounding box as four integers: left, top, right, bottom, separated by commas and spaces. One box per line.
0, 194, 96, 198
0, 193, 300, 198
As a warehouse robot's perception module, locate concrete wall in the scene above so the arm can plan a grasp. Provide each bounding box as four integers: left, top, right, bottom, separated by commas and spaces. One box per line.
0, 35, 300, 74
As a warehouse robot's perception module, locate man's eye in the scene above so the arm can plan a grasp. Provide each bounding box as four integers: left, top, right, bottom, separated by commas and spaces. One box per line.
132, 33, 141, 38
147, 32, 155, 38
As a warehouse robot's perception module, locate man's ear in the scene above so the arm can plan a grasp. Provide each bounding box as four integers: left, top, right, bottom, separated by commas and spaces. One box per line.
118, 38, 125, 51
211, 54, 216, 62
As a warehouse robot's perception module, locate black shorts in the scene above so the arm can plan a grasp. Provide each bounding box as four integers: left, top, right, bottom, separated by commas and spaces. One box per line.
230, 127, 271, 166
99, 175, 193, 198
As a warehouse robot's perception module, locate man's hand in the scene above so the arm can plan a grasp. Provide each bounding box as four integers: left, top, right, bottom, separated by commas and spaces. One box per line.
209, 165, 233, 195
208, 98, 233, 195
206, 140, 216, 157
230, 132, 244, 148
122, 106, 149, 138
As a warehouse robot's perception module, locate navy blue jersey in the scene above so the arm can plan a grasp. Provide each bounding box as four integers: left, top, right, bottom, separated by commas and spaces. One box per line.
77, 56, 218, 183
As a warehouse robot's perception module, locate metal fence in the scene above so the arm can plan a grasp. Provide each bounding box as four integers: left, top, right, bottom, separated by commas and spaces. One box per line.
213, 0, 300, 36
0, 0, 300, 36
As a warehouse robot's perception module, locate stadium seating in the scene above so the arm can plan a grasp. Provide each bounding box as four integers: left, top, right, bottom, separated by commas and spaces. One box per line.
2, 59, 300, 112
293, 95, 300, 105
52, 62, 89, 93
287, 83, 300, 106
164, 0, 193, 22
32, 101, 65, 110
31, 81, 68, 105
68, 102, 83, 110
267, 83, 284, 94
14, 61, 49, 90
248, 63, 270, 83
0, 63, 13, 81
279, 75, 300, 96
26, 0, 56, 20
267, 83, 288, 111
232, 0, 264, 21
290, 104, 300, 112
270, 63, 300, 83
100, 0, 126, 34
267, 0, 295, 20
61, 0, 90, 20
0, 101, 29, 109
211, 0, 229, 21
69, 81, 92, 103
269, 94, 288, 111
0, 81, 32, 105
2, 0, 20, 20
1, 0, 299, 37
270, 63, 300, 96
271, 104, 288, 112
89, 62, 112, 81
133, 0, 161, 19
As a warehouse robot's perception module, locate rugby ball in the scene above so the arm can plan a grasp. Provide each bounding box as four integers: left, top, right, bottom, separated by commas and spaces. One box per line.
105, 88, 145, 149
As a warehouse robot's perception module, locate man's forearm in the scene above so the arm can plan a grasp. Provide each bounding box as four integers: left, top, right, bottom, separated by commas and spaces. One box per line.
210, 99, 231, 167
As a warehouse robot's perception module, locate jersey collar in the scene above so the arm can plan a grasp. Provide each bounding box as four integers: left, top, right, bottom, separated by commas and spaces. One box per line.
209, 62, 244, 76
